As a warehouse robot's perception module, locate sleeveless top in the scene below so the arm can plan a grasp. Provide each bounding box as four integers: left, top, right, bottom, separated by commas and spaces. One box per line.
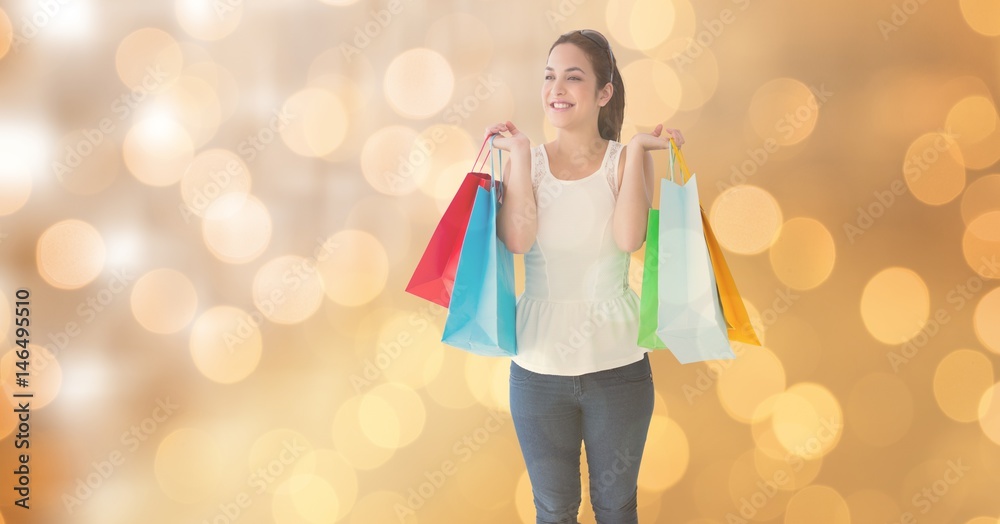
511, 140, 648, 376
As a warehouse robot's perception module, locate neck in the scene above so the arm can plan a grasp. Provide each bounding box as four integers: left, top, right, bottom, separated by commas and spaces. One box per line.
550, 125, 608, 167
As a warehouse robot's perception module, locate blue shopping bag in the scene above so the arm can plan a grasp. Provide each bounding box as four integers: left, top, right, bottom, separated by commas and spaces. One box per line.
441, 136, 517, 356
654, 140, 735, 364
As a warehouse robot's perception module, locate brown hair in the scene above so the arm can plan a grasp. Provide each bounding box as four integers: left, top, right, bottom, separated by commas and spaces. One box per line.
547, 30, 625, 142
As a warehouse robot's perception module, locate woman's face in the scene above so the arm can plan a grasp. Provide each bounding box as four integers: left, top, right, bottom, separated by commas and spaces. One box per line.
541, 43, 610, 130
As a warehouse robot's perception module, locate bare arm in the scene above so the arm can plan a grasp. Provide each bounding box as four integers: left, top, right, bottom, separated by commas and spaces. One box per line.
612, 145, 656, 253
613, 125, 686, 253
487, 121, 536, 254
496, 143, 536, 253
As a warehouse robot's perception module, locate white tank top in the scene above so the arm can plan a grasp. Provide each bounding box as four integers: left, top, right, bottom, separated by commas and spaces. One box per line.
511, 140, 648, 376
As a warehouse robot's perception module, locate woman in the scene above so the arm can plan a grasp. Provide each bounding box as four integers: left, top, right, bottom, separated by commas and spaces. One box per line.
485, 29, 685, 524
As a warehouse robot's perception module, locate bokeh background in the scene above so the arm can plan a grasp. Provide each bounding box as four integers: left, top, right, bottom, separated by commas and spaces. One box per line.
1, 0, 999, 522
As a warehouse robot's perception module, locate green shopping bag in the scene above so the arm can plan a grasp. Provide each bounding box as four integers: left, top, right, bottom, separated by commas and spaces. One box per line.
638, 209, 665, 349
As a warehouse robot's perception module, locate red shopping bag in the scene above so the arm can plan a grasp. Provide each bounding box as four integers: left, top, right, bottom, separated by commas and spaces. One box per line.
406, 136, 496, 307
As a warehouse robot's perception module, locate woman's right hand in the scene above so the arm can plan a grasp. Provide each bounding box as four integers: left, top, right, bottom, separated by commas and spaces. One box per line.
484, 121, 530, 152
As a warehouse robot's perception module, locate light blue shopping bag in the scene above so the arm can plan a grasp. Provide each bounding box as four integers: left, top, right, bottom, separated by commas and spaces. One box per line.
654, 141, 735, 364
441, 136, 517, 356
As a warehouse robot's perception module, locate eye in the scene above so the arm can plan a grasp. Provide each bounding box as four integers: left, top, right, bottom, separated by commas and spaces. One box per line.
544, 75, 553, 80
569, 76, 581, 81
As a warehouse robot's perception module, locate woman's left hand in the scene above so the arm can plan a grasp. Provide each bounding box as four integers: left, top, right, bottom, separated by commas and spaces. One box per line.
629, 124, 685, 151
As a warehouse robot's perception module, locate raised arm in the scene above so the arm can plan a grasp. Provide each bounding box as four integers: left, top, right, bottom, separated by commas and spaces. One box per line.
613, 124, 686, 253
487, 121, 536, 254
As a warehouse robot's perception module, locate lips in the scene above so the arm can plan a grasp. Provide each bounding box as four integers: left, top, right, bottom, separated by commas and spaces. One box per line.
549, 101, 574, 111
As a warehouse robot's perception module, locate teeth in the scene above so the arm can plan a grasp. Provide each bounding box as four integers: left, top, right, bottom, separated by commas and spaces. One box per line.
552, 102, 571, 109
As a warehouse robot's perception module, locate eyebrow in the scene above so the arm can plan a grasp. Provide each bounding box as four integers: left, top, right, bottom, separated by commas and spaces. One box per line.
544, 66, 587, 74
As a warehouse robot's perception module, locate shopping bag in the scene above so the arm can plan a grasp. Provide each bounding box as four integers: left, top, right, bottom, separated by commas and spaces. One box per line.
637, 208, 666, 348
653, 140, 735, 363
441, 136, 517, 356
702, 207, 761, 346
405, 136, 495, 307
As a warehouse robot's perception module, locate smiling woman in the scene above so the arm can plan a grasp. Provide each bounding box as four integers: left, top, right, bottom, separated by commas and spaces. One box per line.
483, 29, 685, 524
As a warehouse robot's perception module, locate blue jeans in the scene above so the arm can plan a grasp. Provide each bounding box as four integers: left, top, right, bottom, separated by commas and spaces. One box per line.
509, 353, 655, 524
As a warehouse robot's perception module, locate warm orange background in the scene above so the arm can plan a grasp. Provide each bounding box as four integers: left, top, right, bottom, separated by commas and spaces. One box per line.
1, 0, 999, 522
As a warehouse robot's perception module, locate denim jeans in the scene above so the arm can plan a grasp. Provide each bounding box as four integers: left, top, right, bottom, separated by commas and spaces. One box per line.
509, 353, 655, 524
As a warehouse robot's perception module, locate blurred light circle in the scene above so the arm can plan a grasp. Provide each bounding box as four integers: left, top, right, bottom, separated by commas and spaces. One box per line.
638, 416, 689, 491
465, 356, 511, 412
149, 74, 222, 149
960, 0, 1000, 35
189, 306, 263, 384
947, 96, 997, 144
180, 149, 252, 220
317, 0, 359, 5
360, 125, 428, 195
860, 267, 930, 345
115, 27, 183, 91
0, 163, 30, 215
317, 230, 388, 307
425, 14, 493, 78
456, 452, 515, 511
202, 194, 272, 264
123, 115, 195, 186
784, 485, 850, 524
961, 174, 1000, 225
606, 0, 675, 51
271, 474, 339, 524
252, 255, 325, 324
131, 268, 198, 334
845, 489, 901, 524
963, 211, 1000, 279
975, 288, 1000, 354
425, 349, 477, 410
37, 219, 106, 289
902, 131, 966, 205
384, 48, 454, 119
726, 449, 793, 520
184, 60, 240, 122
934, 349, 994, 423
0, 291, 7, 341
175, 0, 243, 41
281, 88, 348, 157
771, 382, 843, 459
372, 312, 444, 390
432, 161, 474, 214
710, 185, 783, 255
979, 382, 1000, 445
249, 428, 313, 494
1, 344, 61, 409
768, 217, 835, 290
748, 78, 820, 146
692, 461, 732, 517
331, 396, 395, 470
348, 491, 413, 524
293, 449, 358, 521
621, 59, 681, 126
900, 459, 971, 522
154, 428, 223, 503
0, 8, 11, 59
53, 128, 119, 196
717, 346, 786, 423
308, 50, 377, 111
752, 443, 822, 491
414, 125, 474, 198
847, 372, 914, 446
671, 41, 720, 111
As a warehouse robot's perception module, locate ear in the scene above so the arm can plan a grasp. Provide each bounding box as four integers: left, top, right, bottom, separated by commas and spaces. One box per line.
599, 83, 614, 107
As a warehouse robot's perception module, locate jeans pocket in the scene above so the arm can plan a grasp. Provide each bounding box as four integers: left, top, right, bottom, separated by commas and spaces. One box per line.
509, 361, 534, 382
612, 355, 651, 383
